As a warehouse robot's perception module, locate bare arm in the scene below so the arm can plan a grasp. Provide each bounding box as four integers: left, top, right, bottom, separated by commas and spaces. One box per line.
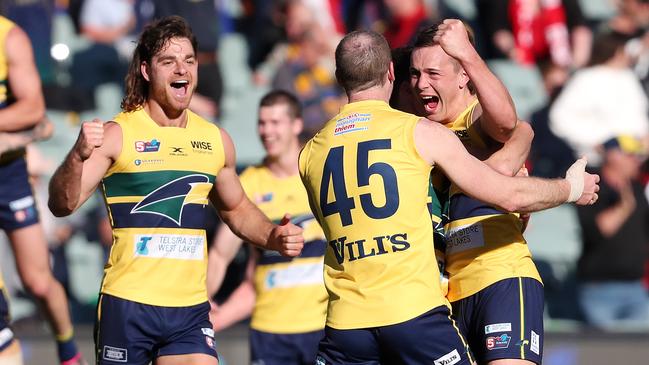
210, 252, 256, 332
209, 129, 304, 256
436, 19, 517, 142
0, 117, 54, 154
415, 119, 599, 212
0, 26, 45, 132
207, 223, 244, 297
480, 120, 534, 176
48, 120, 120, 216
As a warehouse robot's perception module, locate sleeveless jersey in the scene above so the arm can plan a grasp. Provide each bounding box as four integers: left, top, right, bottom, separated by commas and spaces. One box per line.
0, 16, 12, 110
0, 16, 26, 164
100, 108, 225, 306
430, 170, 450, 297
239, 166, 328, 333
444, 100, 542, 302
299, 100, 446, 329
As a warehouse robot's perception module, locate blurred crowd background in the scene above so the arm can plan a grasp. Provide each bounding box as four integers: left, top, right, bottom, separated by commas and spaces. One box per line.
1, 0, 648, 364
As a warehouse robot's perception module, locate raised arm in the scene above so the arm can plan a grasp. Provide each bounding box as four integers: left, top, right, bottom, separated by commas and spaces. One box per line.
207, 223, 244, 298
415, 119, 599, 213
0, 25, 45, 132
209, 129, 304, 256
48, 120, 120, 216
435, 19, 517, 142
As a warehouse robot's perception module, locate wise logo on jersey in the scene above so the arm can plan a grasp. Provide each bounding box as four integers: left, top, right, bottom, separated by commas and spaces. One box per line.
129, 174, 211, 226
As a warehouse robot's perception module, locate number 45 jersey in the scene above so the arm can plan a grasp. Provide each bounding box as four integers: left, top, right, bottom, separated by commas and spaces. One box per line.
299, 100, 447, 330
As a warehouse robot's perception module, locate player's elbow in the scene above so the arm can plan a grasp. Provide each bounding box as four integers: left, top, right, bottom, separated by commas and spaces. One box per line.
48, 203, 73, 217
23, 98, 46, 128
47, 196, 75, 217
498, 193, 525, 213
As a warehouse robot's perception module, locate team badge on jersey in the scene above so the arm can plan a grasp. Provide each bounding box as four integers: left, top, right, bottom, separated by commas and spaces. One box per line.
130, 174, 212, 225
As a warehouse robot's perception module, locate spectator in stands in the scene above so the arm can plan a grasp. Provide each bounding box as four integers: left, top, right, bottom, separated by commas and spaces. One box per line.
382, 0, 435, 49
576, 135, 649, 331
476, 0, 592, 68
549, 32, 649, 166
264, 0, 345, 141
69, 0, 135, 110
528, 59, 575, 178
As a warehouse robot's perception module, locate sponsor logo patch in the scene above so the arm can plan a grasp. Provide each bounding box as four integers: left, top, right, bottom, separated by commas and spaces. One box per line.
103, 346, 127, 362
531, 330, 540, 355
254, 192, 273, 204
264, 262, 324, 289
446, 222, 485, 254
0, 328, 14, 348
135, 139, 160, 152
169, 147, 187, 156
9, 196, 34, 211
205, 336, 215, 349
133, 234, 205, 260
133, 158, 164, 166
485, 322, 512, 334
201, 327, 215, 337
333, 113, 370, 136
486, 334, 511, 350
434, 349, 461, 365
191, 140, 213, 154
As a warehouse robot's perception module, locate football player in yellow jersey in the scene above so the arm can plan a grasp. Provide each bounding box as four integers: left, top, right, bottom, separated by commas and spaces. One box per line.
300, 29, 599, 365
408, 20, 544, 365
206, 90, 327, 365
48, 16, 304, 365
0, 16, 85, 365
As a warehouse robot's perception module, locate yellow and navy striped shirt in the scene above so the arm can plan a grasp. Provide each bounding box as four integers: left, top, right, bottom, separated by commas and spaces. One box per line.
444, 101, 542, 302
239, 166, 327, 334
101, 108, 225, 306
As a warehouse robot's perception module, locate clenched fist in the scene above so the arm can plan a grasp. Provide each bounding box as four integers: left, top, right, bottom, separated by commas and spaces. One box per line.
74, 119, 104, 161
433, 19, 475, 62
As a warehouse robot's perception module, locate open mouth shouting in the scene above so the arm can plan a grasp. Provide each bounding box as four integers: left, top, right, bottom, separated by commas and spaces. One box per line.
170, 79, 190, 98
421, 95, 440, 113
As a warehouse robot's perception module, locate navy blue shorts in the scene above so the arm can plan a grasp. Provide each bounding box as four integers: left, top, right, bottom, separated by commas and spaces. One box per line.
250, 328, 323, 365
451, 277, 544, 365
316, 305, 473, 365
94, 294, 218, 364
0, 288, 15, 352
0, 156, 39, 231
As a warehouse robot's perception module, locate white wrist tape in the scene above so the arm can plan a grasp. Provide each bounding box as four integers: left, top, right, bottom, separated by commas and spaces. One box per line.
565, 158, 587, 202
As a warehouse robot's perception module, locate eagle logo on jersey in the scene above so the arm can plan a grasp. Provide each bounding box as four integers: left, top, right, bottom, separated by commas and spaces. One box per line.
130, 174, 212, 225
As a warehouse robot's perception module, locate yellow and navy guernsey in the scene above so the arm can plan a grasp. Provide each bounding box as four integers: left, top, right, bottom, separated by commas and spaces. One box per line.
0, 16, 25, 164
299, 100, 446, 329
100, 108, 224, 307
429, 168, 450, 297
239, 166, 327, 334
444, 100, 542, 302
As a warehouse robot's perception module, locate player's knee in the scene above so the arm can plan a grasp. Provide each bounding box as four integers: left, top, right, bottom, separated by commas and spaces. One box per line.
21, 273, 54, 299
